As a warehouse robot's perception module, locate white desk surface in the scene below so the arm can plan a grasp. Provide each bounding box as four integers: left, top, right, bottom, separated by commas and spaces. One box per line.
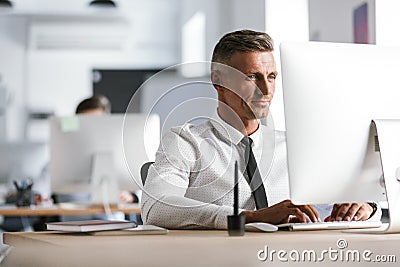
2, 228, 400, 267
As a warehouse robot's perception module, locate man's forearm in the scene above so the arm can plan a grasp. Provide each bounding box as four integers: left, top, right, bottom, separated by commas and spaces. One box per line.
141, 193, 234, 229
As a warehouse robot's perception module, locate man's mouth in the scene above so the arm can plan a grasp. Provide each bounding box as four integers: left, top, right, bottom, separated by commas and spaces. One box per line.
251, 98, 270, 106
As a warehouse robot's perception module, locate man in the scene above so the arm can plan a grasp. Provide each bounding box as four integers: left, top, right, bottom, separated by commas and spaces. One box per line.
141, 30, 379, 229
75, 94, 112, 115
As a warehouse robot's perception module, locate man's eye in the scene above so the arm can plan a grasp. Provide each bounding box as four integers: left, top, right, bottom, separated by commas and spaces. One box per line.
246, 75, 256, 80
268, 75, 276, 81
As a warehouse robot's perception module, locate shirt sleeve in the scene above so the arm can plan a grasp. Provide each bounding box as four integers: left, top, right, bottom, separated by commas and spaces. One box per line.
141, 127, 235, 229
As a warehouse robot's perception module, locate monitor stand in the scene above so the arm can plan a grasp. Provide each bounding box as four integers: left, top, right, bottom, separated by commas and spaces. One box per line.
90, 152, 119, 217
363, 120, 400, 233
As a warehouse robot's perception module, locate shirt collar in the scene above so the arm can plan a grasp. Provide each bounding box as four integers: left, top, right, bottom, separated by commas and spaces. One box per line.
210, 109, 262, 146
248, 123, 263, 149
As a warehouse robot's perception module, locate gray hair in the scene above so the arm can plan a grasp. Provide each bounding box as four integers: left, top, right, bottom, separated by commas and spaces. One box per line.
211, 29, 274, 69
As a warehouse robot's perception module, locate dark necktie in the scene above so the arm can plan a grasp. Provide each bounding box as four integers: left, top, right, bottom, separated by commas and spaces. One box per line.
243, 137, 268, 209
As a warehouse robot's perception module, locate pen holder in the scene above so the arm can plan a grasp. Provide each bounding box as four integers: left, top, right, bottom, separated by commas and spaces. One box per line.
14, 180, 33, 207
227, 214, 245, 236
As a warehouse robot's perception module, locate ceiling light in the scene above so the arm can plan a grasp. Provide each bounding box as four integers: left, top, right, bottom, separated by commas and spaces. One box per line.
0, 0, 13, 8
89, 0, 117, 8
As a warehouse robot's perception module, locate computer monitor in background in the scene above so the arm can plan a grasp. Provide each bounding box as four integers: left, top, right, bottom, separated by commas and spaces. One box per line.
280, 41, 400, 233
0, 142, 49, 200
49, 114, 160, 205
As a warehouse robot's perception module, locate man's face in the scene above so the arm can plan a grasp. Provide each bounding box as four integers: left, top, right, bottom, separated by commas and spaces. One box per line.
214, 51, 277, 120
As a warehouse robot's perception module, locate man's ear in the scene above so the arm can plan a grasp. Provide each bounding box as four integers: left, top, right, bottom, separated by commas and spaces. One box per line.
211, 70, 223, 91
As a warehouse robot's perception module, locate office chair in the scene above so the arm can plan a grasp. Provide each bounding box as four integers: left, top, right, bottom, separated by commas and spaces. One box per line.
140, 162, 154, 185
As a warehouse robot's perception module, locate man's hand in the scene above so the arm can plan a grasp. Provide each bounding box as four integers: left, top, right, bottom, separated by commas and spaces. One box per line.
324, 203, 374, 222
241, 199, 320, 225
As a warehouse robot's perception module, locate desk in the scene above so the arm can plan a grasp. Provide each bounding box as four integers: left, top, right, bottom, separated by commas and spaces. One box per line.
2, 229, 400, 266
0, 203, 140, 216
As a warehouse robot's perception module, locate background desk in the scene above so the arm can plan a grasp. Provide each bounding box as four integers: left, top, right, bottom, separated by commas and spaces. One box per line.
0, 203, 140, 216
2, 229, 400, 266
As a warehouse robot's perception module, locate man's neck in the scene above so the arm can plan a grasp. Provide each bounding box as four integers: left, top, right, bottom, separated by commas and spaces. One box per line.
217, 108, 259, 136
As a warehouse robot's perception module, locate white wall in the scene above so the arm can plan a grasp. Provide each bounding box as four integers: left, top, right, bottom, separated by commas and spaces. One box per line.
375, 0, 400, 45
26, 0, 180, 117
4, 0, 383, 141
0, 0, 269, 141
3, 0, 269, 141
309, 0, 375, 43
265, 0, 309, 131
0, 16, 28, 141
0, 0, 180, 141
181, 0, 266, 64
230, 0, 266, 32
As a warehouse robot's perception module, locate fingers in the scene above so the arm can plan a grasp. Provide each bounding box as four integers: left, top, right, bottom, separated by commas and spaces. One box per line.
248, 200, 309, 224
329, 203, 351, 221
342, 204, 360, 221
334, 203, 352, 221
329, 204, 348, 222
287, 207, 308, 223
248, 200, 322, 224
284, 200, 320, 223
353, 203, 373, 221
329, 203, 374, 221
297, 204, 321, 222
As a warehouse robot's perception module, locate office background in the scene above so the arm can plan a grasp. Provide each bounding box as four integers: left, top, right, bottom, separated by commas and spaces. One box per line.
3, 0, 400, 144
0, 1, 398, 259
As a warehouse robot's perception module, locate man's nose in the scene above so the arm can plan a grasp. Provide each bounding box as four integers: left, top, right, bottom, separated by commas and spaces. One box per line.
257, 78, 270, 95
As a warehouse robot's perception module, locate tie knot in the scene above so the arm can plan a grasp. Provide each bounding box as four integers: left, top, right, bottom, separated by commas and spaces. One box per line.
242, 137, 253, 147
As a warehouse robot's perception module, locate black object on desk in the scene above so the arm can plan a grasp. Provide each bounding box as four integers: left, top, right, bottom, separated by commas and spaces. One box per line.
228, 161, 245, 236
14, 180, 33, 207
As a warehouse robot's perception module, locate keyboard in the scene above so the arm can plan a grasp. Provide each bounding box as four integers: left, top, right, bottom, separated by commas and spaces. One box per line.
277, 220, 382, 231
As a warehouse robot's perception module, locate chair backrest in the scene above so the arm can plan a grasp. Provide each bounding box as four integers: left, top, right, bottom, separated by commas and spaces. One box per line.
140, 162, 154, 185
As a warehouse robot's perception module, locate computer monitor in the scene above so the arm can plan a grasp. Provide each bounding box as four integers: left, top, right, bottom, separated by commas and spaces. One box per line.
0, 142, 48, 184
280, 41, 400, 233
49, 114, 160, 204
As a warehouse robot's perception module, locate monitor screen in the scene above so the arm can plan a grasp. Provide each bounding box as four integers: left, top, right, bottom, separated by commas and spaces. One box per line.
92, 69, 164, 113
49, 114, 160, 202
0, 142, 48, 185
280, 41, 400, 206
